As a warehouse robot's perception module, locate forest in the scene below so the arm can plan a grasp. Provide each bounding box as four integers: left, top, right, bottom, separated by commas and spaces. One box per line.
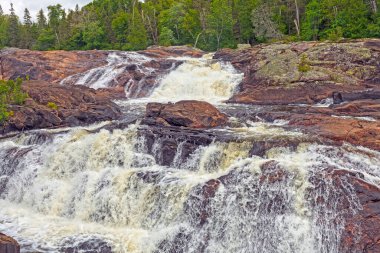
0, 0, 379, 52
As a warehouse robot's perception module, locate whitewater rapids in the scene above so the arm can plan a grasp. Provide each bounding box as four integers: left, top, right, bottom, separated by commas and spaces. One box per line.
1, 51, 380, 253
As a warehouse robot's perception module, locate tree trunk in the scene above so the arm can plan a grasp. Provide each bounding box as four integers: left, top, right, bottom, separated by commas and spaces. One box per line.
370, 0, 378, 13
294, 0, 300, 37
194, 32, 203, 48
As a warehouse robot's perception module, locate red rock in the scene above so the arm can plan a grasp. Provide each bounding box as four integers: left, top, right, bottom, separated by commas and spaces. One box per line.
310, 169, 380, 252
1, 81, 121, 134
0, 48, 108, 82
288, 114, 380, 151
0, 233, 20, 253
214, 39, 380, 105
144, 101, 228, 129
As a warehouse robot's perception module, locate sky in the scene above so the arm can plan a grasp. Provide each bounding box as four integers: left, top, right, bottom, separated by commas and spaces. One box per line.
0, 0, 93, 21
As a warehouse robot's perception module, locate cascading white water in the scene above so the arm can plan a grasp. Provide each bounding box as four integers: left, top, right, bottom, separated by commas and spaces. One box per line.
0, 120, 379, 253
1, 51, 380, 253
60, 52, 243, 103
60, 52, 154, 90
149, 54, 243, 103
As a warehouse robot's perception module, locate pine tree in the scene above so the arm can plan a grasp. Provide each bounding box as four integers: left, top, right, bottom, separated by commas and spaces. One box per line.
37, 9, 47, 29
47, 4, 65, 48
7, 3, 19, 47
21, 8, 34, 48
24, 8, 32, 26
0, 4, 7, 48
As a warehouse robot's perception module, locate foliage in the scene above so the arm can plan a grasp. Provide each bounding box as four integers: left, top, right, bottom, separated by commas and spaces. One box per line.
159, 27, 176, 46
298, 54, 311, 72
47, 102, 58, 110
0, 0, 379, 52
0, 78, 28, 124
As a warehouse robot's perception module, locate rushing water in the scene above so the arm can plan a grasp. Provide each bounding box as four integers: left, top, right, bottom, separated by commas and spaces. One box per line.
1, 52, 380, 253
60, 52, 156, 92
149, 54, 243, 103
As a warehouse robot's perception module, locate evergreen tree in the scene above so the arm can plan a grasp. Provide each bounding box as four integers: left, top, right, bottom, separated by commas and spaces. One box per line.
0, 0, 378, 52
37, 9, 47, 29
47, 4, 65, 47
21, 8, 34, 48
0, 5, 7, 48
7, 3, 20, 47
112, 10, 129, 45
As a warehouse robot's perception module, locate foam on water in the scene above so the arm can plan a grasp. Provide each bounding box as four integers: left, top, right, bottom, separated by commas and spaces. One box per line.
0, 121, 379, 252
148, 54, 243, 103
60, 52, 154, 90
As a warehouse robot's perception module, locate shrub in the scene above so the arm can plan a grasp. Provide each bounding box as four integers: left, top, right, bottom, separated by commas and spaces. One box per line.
298, 54, 311, 73
47, 102, 58, 110
0, 78, 28, 124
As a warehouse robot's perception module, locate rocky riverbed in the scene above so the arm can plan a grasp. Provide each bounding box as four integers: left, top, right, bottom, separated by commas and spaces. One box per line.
0, 41, 379, 252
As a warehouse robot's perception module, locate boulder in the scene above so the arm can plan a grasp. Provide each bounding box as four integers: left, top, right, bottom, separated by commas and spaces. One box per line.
144, 100, 228, 129
0, 233, 20, 253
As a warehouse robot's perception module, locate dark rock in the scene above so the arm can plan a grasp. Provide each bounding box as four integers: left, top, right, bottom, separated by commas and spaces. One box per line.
0, 233, 20, 253
59, 235, 112, 253
333, 92, 343, 104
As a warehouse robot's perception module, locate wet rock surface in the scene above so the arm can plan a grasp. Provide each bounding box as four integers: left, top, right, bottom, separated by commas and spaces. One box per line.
59, 235, 112, 253
308, 169, 380, 253
144, 100, 228, 129
1, 81, 122, 134
0, 46, 204, 99
0, 233, 20, 253
0, 42, 379, 252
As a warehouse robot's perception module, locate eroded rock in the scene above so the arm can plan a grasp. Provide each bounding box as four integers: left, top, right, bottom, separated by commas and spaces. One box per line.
1, 81, 121, 134
214, 40, 380, 105
144, 100, 228, 129
0, 233, 20, 253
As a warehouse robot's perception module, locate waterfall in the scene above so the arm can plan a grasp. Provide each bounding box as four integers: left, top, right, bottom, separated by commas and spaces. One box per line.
149, 54, 244, 103
60, 52, 155, 91
0, 119, 379, 252
60, 52, 243, 102
1, 50, 380, 253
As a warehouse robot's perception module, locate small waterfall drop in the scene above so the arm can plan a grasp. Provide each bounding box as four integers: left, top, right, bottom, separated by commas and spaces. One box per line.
149, 54, 243, 103
60, 52, 154, 90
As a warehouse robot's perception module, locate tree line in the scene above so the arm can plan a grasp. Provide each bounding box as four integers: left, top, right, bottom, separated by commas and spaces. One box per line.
0, 0, 379, 52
